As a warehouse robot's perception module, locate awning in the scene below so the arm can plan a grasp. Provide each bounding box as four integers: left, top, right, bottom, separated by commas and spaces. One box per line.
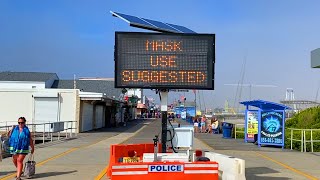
137, 103, 147, 109
240, 100, 291, 110
79, 92, 105, 101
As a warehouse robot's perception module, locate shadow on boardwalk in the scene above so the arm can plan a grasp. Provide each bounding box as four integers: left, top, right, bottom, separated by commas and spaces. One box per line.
83, 118, 154, 134
0, 171, 15, 176
245, 167, 291, 180
31, 170, 77, 179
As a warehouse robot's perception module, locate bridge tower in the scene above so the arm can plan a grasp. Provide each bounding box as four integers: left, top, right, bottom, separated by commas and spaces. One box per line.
285, 88, 295, 101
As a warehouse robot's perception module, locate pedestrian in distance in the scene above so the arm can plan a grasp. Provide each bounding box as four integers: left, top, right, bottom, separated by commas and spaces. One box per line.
206, 117, 219, 133
170, 113, 175, 122
197, 116, 201, 133
193, 117, 199, 133
8, 117, 35, 180
201, 115, 206, 133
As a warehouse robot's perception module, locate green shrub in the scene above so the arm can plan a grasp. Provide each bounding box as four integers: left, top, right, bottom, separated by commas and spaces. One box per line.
285, 130, 303, 151
235, 131, 245, 139
311, 123, 320, 129
285, 107, 320, 152
286, 107, 320, 129
232, 127, 245, 139
285, 129, 320, 152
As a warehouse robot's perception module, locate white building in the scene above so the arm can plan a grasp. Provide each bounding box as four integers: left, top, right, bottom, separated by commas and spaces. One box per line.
0, 72, 123, 133
127, 89, 143, 103
125, 89, 149, 117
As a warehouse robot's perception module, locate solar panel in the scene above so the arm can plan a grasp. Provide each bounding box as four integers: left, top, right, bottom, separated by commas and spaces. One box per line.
166, 23, 196, 33
111, 11, 155, 29
110, 11, 196, 34
141, 18, 181, 33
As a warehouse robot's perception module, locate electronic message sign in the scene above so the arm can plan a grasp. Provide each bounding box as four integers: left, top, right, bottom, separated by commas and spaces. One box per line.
115, 32, 215, 89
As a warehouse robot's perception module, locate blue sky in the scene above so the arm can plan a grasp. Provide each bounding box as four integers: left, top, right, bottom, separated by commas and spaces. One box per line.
1, 0, 320, 110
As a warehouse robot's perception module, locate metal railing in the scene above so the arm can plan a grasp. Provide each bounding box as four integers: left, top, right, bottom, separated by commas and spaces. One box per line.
234, 123, 245, 139
228, 124, 320, 153
1, 121, 77, 158
288, 128, 320, 152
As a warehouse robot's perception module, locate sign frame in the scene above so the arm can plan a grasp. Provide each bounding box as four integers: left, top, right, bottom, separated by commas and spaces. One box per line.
258, 110, 285, 148
114, 32, 215, 90
244, 110, 259, 142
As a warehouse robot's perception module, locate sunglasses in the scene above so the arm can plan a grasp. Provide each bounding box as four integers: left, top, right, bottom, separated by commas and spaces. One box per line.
18, 122, 25, 124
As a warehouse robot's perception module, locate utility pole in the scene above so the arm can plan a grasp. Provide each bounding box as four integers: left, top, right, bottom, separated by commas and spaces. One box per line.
194, 90, 197, 116
160, 90, 168, 153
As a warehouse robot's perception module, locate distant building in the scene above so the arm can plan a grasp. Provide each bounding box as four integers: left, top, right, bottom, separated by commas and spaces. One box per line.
125, 89, 149, 118
0, 71, 58, 89
0, 71, 123, 132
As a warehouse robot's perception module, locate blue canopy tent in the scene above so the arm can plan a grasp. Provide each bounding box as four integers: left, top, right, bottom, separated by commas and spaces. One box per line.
240, 100, 291, 148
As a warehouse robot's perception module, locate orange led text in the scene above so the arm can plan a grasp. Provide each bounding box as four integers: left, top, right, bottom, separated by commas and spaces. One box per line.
146, 40, 182, 52
121, 70, 205, 83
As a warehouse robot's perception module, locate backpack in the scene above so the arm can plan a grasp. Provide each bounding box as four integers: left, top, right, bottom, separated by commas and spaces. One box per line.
1, 135, 9, 153
1, 126, 16, 153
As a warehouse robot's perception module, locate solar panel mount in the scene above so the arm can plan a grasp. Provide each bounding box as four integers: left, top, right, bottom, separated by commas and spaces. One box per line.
110, 11, 196, 34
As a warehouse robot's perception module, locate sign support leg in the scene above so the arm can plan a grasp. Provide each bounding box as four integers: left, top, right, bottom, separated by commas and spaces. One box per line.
160, 90, 168, 153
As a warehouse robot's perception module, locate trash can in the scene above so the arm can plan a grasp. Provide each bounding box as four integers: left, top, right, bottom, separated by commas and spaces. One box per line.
222, 122, 233, 138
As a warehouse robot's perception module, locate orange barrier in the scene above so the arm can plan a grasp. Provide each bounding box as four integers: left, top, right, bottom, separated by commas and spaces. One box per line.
107, 144, 162, 177
110, 161, 219, 180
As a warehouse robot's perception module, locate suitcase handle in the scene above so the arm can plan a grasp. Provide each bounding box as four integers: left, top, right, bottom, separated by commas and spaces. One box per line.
27, 154, 36, 164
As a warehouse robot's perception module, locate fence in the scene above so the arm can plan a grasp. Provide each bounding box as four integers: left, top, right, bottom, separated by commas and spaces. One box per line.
1, 121, 77, 158
231, 125, 320, 152
287, 128, 320, 152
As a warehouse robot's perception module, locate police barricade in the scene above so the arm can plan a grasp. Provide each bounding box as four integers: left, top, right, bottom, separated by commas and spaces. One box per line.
110, 161, 218, 180
204, 151, 246, 180
107, 143, 162, 177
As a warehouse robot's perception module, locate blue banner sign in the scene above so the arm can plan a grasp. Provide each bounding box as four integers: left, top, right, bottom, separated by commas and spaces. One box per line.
174, 107, 195, 117
259, 111, 284, 146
